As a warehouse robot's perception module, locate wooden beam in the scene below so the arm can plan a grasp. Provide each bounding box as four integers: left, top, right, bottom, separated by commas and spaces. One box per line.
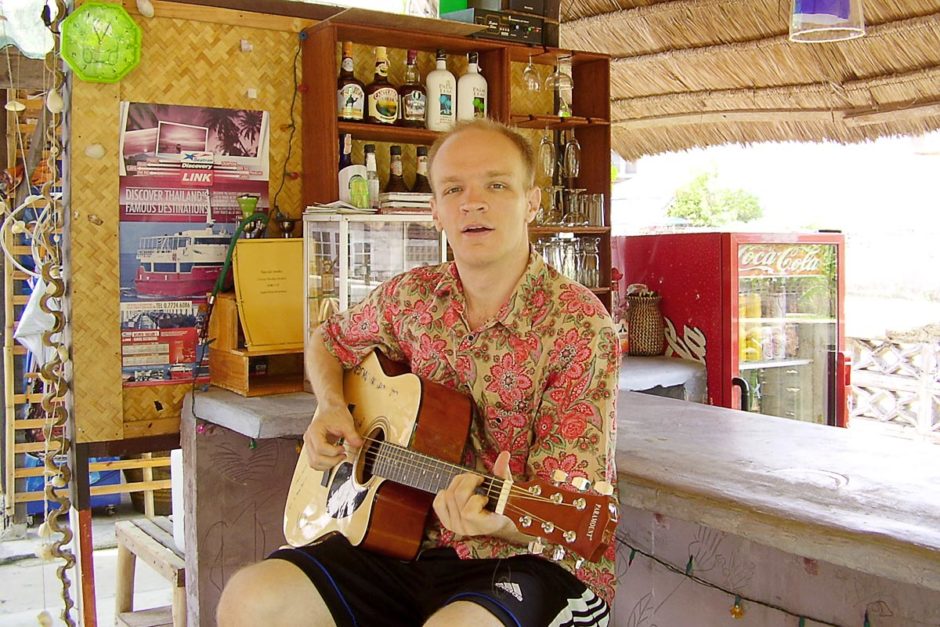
156, 0, 341, 21
0, 49, 47, 90
614, 108, 839, 130
843, 98, 940, 127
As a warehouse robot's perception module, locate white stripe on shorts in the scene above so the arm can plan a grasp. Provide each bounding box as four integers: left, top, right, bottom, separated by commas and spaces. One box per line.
547, 587, 610, 627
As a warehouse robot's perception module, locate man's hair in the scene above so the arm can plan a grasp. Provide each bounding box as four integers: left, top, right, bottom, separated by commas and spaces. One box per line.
427, 119, 536, 192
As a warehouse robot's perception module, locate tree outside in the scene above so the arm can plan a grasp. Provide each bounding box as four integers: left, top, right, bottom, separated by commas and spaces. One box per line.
667, 171, 762, 227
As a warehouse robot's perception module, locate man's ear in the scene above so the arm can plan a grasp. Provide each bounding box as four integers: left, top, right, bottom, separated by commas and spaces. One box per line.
430, 197, 443, 232
525, 186, 540, 224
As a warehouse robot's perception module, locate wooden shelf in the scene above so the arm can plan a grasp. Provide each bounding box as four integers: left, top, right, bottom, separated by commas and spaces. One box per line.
337, 121, 439, 145
590, 287, 611, 295
510, 114, 609, 130
529, 226, 611, 235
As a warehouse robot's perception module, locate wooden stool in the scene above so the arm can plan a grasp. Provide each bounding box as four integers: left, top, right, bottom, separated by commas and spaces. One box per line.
114, 517, 186, 627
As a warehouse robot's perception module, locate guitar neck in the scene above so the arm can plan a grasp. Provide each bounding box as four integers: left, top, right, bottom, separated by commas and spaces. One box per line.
369, 439, 505, 509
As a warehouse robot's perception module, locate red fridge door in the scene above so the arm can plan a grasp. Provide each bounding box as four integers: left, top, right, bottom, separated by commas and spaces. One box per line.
731, 234, 845, 425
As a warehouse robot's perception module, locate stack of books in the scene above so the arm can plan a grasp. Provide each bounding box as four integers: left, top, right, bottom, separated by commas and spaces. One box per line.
305, 201, 376, 215
378, 192, 432, 214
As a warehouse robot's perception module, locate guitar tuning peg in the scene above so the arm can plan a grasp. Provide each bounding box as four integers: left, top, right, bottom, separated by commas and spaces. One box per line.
552, 469, 568, 483
594, 480, 614, 496
552, 546, 566, 561
571, 477, 591, 491
575, 558, 584, 569
528, 539, 545, 555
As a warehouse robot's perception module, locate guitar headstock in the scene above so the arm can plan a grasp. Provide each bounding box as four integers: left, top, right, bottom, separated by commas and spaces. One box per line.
503, 473, 617, 563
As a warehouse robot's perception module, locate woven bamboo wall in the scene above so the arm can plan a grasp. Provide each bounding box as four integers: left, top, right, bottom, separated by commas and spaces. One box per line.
70, 2, 305, 443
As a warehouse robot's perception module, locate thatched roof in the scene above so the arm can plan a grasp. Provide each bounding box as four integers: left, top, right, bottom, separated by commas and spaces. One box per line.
560, 0, 940, 159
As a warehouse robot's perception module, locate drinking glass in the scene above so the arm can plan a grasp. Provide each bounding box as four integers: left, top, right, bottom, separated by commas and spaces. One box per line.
563, 132, 581, 179
523, 55, 540, 92
545, 57, 573, 91
538, 131, 555, 179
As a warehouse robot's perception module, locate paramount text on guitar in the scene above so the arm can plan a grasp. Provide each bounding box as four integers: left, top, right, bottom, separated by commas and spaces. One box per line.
284, 351, 617, 563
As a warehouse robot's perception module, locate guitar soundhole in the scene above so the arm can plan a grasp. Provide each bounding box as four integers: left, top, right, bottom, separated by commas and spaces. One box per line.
356, 426, 385, 484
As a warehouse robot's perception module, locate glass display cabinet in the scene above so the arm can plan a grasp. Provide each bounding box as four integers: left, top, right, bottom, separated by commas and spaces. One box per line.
303, 212, 447, 336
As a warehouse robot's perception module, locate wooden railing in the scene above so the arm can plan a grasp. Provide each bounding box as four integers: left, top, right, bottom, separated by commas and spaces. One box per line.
848, 336, 940, 443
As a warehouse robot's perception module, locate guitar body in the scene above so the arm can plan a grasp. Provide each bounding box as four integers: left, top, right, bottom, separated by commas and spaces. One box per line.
284, 352, 473, 559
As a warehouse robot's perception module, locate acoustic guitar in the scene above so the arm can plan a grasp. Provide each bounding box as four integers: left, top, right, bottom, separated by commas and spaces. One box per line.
284, 351, 617, 563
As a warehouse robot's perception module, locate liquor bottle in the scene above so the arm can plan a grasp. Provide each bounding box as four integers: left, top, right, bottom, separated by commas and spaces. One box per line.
457, 52, 487, 121
364, 144, 380, 208
339, 133, 352, 169
366, 46, 398, 125
398, 49, 427, 128
425, 49, 456, 132
336, 42, 365, 121
384, 145, 410, 193
412, 146, 432, 193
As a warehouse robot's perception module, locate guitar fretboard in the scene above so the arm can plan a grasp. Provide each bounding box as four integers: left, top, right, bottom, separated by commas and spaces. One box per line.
369, 440, 504, 508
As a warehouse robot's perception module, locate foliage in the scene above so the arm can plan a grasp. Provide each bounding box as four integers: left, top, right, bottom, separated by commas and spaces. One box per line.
667, 171, 763, 226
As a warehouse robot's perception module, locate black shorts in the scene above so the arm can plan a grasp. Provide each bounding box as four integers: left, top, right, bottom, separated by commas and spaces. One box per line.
268, 535, 610, 627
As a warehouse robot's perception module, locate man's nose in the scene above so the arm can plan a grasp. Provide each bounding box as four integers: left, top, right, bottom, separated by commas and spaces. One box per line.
459, 188, 486, 212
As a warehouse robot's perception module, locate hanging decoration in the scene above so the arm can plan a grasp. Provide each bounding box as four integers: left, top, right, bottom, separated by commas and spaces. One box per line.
790, 0, 865, 43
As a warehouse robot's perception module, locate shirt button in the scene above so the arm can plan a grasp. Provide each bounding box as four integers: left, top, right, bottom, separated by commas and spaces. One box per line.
466, 334, 475, 342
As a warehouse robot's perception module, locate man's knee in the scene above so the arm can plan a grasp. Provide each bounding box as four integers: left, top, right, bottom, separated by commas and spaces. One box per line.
217, 559, 333, 626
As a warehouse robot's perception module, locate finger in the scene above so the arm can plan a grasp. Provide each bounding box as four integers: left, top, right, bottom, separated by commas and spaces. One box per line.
493, 451, 511, 480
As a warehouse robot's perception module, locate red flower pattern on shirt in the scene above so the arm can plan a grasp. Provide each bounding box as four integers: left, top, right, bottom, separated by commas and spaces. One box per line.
320, 253, 619, 604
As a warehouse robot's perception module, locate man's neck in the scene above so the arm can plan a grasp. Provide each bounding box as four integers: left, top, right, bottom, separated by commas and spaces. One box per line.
458, 248, 531, 331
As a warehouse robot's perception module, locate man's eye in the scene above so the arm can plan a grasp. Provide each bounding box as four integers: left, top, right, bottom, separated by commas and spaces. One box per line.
444, 187, 461, 195
490, 182, 507, 190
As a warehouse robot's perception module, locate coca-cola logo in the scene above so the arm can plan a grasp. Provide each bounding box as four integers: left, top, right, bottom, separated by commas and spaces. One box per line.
738, 245, 824, 276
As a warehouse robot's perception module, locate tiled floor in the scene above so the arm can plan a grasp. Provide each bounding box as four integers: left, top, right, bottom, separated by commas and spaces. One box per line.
0, 503, 174, 626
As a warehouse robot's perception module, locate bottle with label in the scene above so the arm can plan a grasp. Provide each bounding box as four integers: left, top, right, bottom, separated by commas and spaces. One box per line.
412, 146, 432, 193
384, 145, 410, 193
364, 144, 380, 208
457, 52, 487, 121
338, 133, 352, 169
337, 42, 365, 121
366, 46, 398, 125
425, 49, 456, 132
398, 49, 427, 128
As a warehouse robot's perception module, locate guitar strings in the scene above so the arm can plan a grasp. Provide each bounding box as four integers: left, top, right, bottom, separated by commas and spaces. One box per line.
353, 435, 590, 509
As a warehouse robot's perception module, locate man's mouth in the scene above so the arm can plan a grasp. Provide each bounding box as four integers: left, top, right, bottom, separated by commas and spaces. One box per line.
462, 225, 492, 234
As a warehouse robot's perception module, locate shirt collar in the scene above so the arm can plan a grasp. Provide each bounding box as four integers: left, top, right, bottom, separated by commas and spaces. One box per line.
433, 251, 548, 335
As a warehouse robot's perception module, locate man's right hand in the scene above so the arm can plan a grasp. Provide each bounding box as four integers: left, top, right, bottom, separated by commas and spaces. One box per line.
303, 404, 364, 471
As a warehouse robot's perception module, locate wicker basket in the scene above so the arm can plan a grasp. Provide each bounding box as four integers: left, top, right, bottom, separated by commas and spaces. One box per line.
626, 285, 665, 356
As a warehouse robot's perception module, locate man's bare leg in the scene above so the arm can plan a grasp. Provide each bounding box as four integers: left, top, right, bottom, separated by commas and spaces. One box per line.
216, 559, 336, 627
424, 601, 504, 627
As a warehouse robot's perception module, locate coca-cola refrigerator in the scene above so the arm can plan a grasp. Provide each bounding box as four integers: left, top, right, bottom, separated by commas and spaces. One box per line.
614, 232, 850, 426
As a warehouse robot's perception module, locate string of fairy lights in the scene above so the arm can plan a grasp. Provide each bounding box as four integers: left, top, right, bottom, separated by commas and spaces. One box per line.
615, 534, 883, 627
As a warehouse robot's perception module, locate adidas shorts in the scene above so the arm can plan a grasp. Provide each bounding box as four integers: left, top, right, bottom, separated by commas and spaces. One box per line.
269, 534, 610, 627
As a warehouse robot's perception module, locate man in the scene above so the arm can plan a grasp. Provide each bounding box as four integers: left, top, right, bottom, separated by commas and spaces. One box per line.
217, 119, 619, 626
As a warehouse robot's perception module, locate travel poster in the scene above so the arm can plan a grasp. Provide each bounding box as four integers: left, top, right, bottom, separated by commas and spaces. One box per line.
118, 102, 270, 387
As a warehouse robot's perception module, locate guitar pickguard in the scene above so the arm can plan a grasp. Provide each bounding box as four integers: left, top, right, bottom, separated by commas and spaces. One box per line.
325, 462, 368, 520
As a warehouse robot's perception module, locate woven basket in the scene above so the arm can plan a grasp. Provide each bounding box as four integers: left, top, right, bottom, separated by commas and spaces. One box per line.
626, 286, 665, 356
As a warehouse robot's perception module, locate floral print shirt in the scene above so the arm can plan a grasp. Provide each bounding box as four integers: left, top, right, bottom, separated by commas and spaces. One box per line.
321, 252, 620, 603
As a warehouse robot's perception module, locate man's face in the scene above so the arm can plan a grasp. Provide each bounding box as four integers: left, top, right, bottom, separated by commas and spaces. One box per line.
429, 128, 540, 272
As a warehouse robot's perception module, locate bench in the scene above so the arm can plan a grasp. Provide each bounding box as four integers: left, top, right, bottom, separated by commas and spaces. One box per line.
114, 517, 186, 627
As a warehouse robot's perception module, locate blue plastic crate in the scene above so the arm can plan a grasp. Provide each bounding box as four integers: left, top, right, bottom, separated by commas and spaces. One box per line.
24, 454, 122, 515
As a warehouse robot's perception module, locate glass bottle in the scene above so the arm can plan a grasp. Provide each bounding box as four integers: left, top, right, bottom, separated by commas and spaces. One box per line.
425, 49, 456, 131
337, 42, 365, 121
457, 51, 487, 121
582, 237, 600, 288
338, 133, 352, 169
398, 49, 427, 128
366, 46, 398, 125
364, 144, 380, 208
384, 145, 410, 193
412, 146, 432, 194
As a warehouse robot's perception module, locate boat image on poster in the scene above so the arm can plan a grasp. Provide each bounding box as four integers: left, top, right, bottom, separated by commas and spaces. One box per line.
134, 225, 231, 297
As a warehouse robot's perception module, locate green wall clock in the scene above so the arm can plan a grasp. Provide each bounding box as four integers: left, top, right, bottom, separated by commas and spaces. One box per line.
60, 2, 142, 84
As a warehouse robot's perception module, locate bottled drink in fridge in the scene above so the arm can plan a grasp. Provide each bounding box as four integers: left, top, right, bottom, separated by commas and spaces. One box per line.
457, 52, 487, 121
337, 42, 365, 121
426, 49, 456, 131
366, 46, 398, 125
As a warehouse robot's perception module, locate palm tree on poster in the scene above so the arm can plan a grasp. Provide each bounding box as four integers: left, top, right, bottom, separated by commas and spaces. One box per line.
238, 110, 264, 153
202, 107, 247, 156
